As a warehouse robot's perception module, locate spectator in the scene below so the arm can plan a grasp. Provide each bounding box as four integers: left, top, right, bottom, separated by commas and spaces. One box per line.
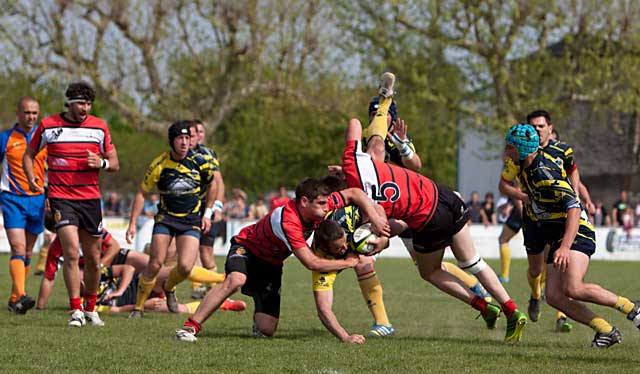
611, 190, 631, 227
480, 192, 497, 226
247, 196, 268, 221
143, 193, 159, 217
495, 196, 512, 224
270, 185, 290, 211
227, 188, 248, 219
104, 192, 122, 216
593, 199, 610, 227
622, 206, 634, 239
466, 191, 483, 224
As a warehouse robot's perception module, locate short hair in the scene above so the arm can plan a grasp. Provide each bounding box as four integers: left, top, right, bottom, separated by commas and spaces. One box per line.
321, 175, 347, 193
295, 177, 331, 203
65, 82, 96, 103
551, 128, 560, 140
17, 96, 37, 109
526, 109, 552, 125
314, 220, 345, 251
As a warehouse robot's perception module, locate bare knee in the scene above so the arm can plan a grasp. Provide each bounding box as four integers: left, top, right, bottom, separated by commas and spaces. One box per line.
544, 287, 563, 309
224, 272, 246, 291
563, 283, 584, 300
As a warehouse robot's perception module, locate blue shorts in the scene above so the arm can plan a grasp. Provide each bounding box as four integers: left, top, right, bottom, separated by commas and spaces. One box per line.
0, 192, 45, 234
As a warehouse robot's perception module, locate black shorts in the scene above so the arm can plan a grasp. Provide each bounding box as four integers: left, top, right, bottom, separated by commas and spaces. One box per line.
505, 207, 522, 232
49, 198, 103, 236
523, 219, 596, 263
412, 186, 470, 253
225, 238, 282, 318
112, 248, 130, 265
199, 221, 222, 247
152, 212, 201, 239
116, 273, 140, 307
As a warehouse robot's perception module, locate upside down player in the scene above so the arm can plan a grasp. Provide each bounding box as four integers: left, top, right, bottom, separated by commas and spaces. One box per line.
175, 177, 390, 342
342, 82, 527, 342
502, 123, 639, 348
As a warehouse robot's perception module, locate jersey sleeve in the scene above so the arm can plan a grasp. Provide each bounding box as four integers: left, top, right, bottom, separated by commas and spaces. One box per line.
501, 157, 520, 182
101, 124, 116, 154
326, 191, 347, 212
564, 145, 577, 173
28, 124, 46, 153
140, 155, 164, 193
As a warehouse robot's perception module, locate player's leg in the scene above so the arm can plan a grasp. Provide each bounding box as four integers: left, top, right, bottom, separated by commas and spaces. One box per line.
57, 225, 85, 326
6, 228, 29, 310
365, 72, 395, 161
414, 249, 474, 302
131, 232, 170, 317
164, 232, 200, 312
526, 251, 545, 322
497, 225, 517, 283
79, 230, 103, 325
354, 256, 393, 336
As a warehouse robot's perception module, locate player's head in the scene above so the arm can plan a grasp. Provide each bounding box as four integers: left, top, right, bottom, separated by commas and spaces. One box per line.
526, 109, 553, 147
65, 82, 95, 122
296, 177, 332, 219
16, 96, 39, 130
181, 119, 198, 150
193, 119, 206, 144
321, 175, 347, 193
368, 96, 398, 128
168, 120, 191, 157
505, 123, 539, 161
314, 220, 348, 258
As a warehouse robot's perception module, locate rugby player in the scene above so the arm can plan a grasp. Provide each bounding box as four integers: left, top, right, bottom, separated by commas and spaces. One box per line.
175, 177, 390, 342
126, 120, 215, 318
24, 82, 119, 327
0, 96, 46, 314
502, 123, 639, 348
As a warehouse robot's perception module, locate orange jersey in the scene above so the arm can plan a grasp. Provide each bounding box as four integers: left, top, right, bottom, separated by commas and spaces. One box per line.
0, 124, 46, 195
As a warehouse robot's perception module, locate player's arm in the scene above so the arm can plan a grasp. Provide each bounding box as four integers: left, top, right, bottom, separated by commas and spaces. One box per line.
339, 188, 390, 237
126, 187, 148, 244
22, 147, 43, 193
200, 177, 216, 233
105, 265, 136, 300
102, 148, 120, 172
314, 289, 365, 344
294, 246, 359, 273
212, 170, 225, 223
99, 235, 121, 267
36, 277, 55, 309
391, 119, 422, 171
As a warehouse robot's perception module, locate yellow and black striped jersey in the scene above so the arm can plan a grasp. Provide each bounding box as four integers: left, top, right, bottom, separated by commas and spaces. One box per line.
141, 150, 214, 217
504, 150, 581, 222
543, 139, 576, 175
193, 144, 220, 202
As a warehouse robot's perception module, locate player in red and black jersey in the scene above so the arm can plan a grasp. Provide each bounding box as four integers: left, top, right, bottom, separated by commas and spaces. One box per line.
24, 82, 119, 328
342, 96, 527, 342
175, 177, 390, 342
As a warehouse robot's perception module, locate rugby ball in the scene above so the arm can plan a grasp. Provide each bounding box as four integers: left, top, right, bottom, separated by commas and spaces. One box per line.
350, 223, 377, 254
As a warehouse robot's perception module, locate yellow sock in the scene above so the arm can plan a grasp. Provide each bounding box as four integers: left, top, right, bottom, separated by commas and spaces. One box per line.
188, 266, 225, 285
614, 296, 635, 314
186, 301, 201, 314
589, 317, 613, 333
540, 263, 547, 285
366, 96, 392, 143
191, 281, 202, 291
556, 310, 567, 320
499, 243, 511, 279
527, 271, 542, 300
165, 267, 188, 291
442, 262, 478, 288
135, 275, 157, 311
358, 271, 390, 326
36, 245, 48, 273
9, 257, 26, 301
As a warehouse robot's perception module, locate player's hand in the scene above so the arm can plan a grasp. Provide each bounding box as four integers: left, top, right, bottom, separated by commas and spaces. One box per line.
212, 209, 223, 223
327, 165, 345, 180
105, 290, 123, 301
366, 235, 389, 256
344, 252, 360, 267
86, 150, 102, 169
125, 225, 136, 244
343, 334, 365, 344
553, 245, 571, 272
391, 117, 407, 140
201, 217, 211, 233
27, 176, 43, 193
585, 201, 596, 215
369, 215, 390, 238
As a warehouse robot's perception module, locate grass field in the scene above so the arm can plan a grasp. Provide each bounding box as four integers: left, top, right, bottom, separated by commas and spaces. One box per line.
0, 254, 639, 373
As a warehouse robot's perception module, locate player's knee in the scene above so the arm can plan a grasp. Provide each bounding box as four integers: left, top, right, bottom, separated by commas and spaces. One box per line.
562, 282, 584, 300
176, 261, 193, 276
224, 272, 246, 290
254, 320, 278, 337
544, 287, 563, 308
457, 254, 487, 275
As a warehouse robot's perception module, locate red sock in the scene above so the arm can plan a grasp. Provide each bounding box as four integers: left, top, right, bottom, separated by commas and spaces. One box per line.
84, 293, 97, 312
470, 295, 488, 315
69, 297, 83, 311
184, 317, 202, 335
501, 299, 517, 319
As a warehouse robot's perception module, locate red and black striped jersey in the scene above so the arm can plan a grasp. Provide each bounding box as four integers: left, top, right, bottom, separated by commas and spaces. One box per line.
29, 113, 115, 200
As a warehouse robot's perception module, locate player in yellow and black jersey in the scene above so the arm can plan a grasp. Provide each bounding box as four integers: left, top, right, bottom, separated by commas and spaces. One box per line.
125, 120, 215, 318
503, 123, 640, 348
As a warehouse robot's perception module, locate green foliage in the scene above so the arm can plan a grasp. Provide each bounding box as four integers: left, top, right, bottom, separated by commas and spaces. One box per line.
2, 255, 639, 373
